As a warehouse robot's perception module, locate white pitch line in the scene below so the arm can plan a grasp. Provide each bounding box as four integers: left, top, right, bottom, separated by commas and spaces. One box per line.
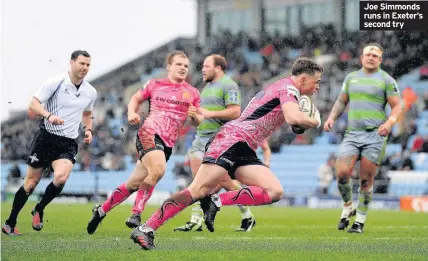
192, 236, 428, 241
212, 225, 428, 229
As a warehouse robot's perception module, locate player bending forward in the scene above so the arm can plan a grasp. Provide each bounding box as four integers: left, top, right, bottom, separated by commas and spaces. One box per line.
130, 57, 323, 250
174, 54, 256, 232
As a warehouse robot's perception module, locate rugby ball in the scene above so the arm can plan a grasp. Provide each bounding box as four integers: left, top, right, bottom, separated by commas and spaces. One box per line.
298, 95, 315, 117
292, 95, 316, 134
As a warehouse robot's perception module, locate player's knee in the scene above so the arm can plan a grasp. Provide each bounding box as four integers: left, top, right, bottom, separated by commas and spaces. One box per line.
145, 174, 163, 187
147, 163, 166, 179
23, 179, 38, 193
187, 186, 207, 200
188, 182, 214, 199
268, 187, 283, 202
336, 162, 353, 177
360, 179, 371, 190
337, 168, 352, 178
53, 172, 70, 185
338, 176, 351, 184
126, 180, 140, 191
220, 179, 237, 191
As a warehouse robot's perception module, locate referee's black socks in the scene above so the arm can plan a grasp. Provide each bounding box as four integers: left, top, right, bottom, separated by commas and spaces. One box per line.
6, 186, 31, 225
36, 182, 64, 210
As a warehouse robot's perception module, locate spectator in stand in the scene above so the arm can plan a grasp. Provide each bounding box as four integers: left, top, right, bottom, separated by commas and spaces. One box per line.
420, 137, 428, 153
411, 135, 425, 152
7, 163, 22, 187
424, 91, 428, 110
400, 151, 414, 171
317, 154, 336, 195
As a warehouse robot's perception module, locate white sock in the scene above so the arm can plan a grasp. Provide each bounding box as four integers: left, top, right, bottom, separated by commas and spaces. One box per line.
140, 223, 154, 232
238, 205, 252, 219
98, 207, 106, 217
340, 203, 354, 219
211, 194, 222, 207
190, 202, 203, 223
355, 213, 367, 224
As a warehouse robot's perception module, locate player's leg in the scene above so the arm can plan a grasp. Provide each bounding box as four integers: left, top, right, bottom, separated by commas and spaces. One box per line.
347, 156, 378, 233
126, 164, 151, 228
336, 133, 360, 230
173, 148, 204, 232
2, 165, 43, 236
125, 150, 166, 228
199, 144, 276, 232
215, 164, 283, 207
348, 134, 386, 233
131, 163, 227, 250
31, 158, 74, 231
125, 132, 165, 227
199, 164, 281, 232
219, 178, 255, 232
131, 136, 235, 249
87, 160, 147, 234
125, 133, 171, 228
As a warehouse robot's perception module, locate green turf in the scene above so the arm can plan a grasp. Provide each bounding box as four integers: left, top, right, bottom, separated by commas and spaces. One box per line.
1, 203, 427, 260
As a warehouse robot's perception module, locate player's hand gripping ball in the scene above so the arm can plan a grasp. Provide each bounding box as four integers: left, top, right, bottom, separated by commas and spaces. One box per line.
292, 95, 316, 134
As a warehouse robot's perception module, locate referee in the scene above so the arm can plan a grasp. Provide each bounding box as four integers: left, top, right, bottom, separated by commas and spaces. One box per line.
2, 50, 97, 235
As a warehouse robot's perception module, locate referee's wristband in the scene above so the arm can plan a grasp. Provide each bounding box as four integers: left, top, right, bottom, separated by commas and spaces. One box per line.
85, 129, 93, 134
46, 114, 52, 120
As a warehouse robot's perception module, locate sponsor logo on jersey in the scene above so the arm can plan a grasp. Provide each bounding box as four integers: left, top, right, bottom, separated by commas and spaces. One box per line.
155, 96, 190, 106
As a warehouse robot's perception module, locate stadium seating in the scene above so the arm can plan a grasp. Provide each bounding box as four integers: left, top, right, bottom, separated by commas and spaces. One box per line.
398, 67, 427, 95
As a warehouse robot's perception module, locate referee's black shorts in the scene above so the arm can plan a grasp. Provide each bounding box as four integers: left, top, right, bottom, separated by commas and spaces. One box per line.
26, 129, 78, 169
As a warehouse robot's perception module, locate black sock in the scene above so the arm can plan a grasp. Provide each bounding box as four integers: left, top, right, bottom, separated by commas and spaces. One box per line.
36, 182, 64, 210
7, 186, 31, 225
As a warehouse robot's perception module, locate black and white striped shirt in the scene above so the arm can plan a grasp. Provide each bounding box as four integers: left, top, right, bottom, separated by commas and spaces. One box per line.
34, 73, 97, 139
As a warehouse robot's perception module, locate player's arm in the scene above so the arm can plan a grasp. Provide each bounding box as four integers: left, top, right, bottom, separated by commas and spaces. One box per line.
193, 114, 204, 126
328, 92, 349, 121
188, 93, 204, 126
188, 108, 204, 126
128, 81, 151, 125
201, 104, 240, 120
261, 138, 271, 168
281, 102, 319, 128
378, 80, 404, 136
386, 95, 404, 124
324, 75, 351, 131
128, 91, 145, 113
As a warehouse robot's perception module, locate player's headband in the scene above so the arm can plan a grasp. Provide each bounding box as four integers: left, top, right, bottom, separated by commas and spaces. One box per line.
363, 45, 383, 57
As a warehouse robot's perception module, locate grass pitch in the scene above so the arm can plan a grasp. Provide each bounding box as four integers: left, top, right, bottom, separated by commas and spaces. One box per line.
2, 203, 427, 260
